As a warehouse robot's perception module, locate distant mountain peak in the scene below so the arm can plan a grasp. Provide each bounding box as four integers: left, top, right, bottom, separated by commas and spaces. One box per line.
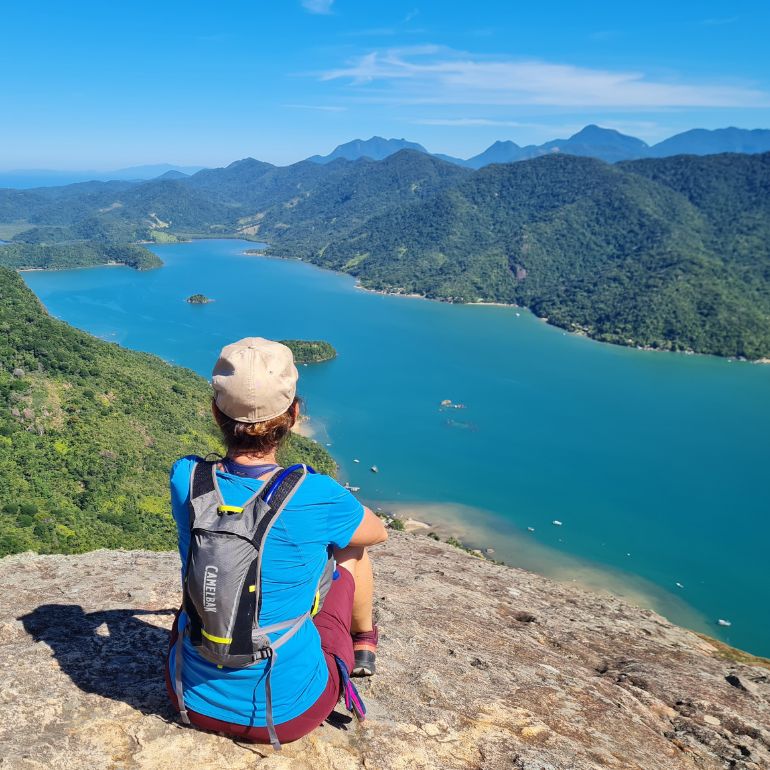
649, 126, 770, 157
566, 124, 648, 147
307, 137, 430, 164
465, 140, 528, 169
227, 157, 259, 168
536, 124, 649, 162
155, 169, 189, 180
570, 124, 621, 139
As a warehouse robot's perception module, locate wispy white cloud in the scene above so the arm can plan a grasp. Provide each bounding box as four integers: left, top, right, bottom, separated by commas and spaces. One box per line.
318, 46, 769, 108
301, 0, 334, 15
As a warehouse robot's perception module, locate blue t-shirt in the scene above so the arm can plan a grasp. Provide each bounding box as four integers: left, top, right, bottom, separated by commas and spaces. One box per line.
167, 456, 365, 726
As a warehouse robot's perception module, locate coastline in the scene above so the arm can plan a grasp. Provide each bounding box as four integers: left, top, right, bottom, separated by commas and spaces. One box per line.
358, 283, 767, 363
291, 415, 317, 439
17, 238, 764, 363
22, 237, 770, 658
374, 497, 721, 643
17, 261, 128, 273
256, 249, 766, 364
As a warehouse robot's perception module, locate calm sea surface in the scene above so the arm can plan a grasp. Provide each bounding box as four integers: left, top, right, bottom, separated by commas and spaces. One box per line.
23, 239, 770, 655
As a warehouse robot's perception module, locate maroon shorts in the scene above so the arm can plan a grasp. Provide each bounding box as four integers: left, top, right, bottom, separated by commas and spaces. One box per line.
165, 566, 355, 744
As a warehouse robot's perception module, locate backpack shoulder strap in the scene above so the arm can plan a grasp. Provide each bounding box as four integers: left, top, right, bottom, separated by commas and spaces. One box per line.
251, 463, 313, 545
190, 459, 216, 499
260, 463, 313, 504
250, 464, 311, 623
187, 459, 221, 530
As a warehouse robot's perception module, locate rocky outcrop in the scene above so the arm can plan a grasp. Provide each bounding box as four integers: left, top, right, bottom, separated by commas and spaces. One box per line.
1, 534, 768, 770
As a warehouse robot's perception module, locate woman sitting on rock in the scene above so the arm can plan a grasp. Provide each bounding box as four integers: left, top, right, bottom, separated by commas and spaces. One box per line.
165, 337, 386, 747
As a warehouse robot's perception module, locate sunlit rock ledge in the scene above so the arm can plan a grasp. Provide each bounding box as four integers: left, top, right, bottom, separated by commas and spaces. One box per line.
1, 532, 768, 770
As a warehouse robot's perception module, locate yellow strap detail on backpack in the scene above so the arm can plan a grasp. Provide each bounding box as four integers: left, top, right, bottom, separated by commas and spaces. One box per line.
201, 629, 232, 645
311, 590, 321, 617
218, 505, 244, 515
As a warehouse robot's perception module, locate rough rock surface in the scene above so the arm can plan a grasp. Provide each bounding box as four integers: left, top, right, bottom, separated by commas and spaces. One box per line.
1, 534, 769, 770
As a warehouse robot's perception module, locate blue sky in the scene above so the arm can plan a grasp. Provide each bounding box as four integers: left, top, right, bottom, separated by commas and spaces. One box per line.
1, 0, 768, 168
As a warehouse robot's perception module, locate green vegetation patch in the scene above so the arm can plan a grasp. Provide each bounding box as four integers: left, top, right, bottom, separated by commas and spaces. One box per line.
0, 223, 33, 240
280, 339, 337, 363
696, 633, 770, 671
0, 241, 162, 271
317, 154, 770, 359
186, 293, 213, 304
148, 230, 180, 244
0, 267, 334, 557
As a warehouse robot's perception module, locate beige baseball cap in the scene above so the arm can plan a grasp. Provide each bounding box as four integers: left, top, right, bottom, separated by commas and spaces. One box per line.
212, 337, 298, 422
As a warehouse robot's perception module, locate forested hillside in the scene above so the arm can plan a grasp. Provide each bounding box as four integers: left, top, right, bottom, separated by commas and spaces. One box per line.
310, 154, 770, 358
0, 241, 161, 271
0, 268, 335, 557
256, 150, 470, 253
1, 150, 769, 357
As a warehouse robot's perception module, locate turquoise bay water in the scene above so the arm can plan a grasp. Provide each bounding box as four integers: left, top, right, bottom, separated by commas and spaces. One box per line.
23, 240, 770, 656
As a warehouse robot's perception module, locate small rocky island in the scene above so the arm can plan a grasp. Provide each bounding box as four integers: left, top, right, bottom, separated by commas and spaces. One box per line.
280, 339, 337, 364
185, 293, 213, 304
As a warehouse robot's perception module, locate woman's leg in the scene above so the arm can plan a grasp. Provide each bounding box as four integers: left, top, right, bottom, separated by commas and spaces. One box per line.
333, 545, 374, 634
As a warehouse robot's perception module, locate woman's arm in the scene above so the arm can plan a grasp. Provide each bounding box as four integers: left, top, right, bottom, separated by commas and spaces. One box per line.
347, 506, 388, 547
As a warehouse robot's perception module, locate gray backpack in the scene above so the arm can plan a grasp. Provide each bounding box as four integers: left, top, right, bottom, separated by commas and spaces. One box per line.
173, 460, 332, 750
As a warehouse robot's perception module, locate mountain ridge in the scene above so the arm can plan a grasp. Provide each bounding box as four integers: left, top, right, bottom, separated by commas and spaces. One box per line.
2, 149, 770, 358
307, 135, 429, 164
303, 152, 770, 358
3, 126, 770, 191
303, 126, 770, 169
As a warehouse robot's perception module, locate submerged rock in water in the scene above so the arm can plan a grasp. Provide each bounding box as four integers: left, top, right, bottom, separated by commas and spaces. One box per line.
2, 534, 769, 769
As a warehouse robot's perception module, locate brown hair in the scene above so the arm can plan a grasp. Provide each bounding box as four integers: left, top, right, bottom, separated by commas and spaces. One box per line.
213, 397, 299, 457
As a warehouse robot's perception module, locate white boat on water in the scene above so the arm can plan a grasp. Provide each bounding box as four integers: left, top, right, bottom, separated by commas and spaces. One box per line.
353, 458, 360, 463
527, 527, 535, 532
552, 520, 562, 526
343, 483, 361, 492
718, 619, 732, 627
370, 465, 379, 473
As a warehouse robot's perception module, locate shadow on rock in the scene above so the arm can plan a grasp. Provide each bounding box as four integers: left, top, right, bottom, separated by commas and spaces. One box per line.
19, 604, 177, 717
